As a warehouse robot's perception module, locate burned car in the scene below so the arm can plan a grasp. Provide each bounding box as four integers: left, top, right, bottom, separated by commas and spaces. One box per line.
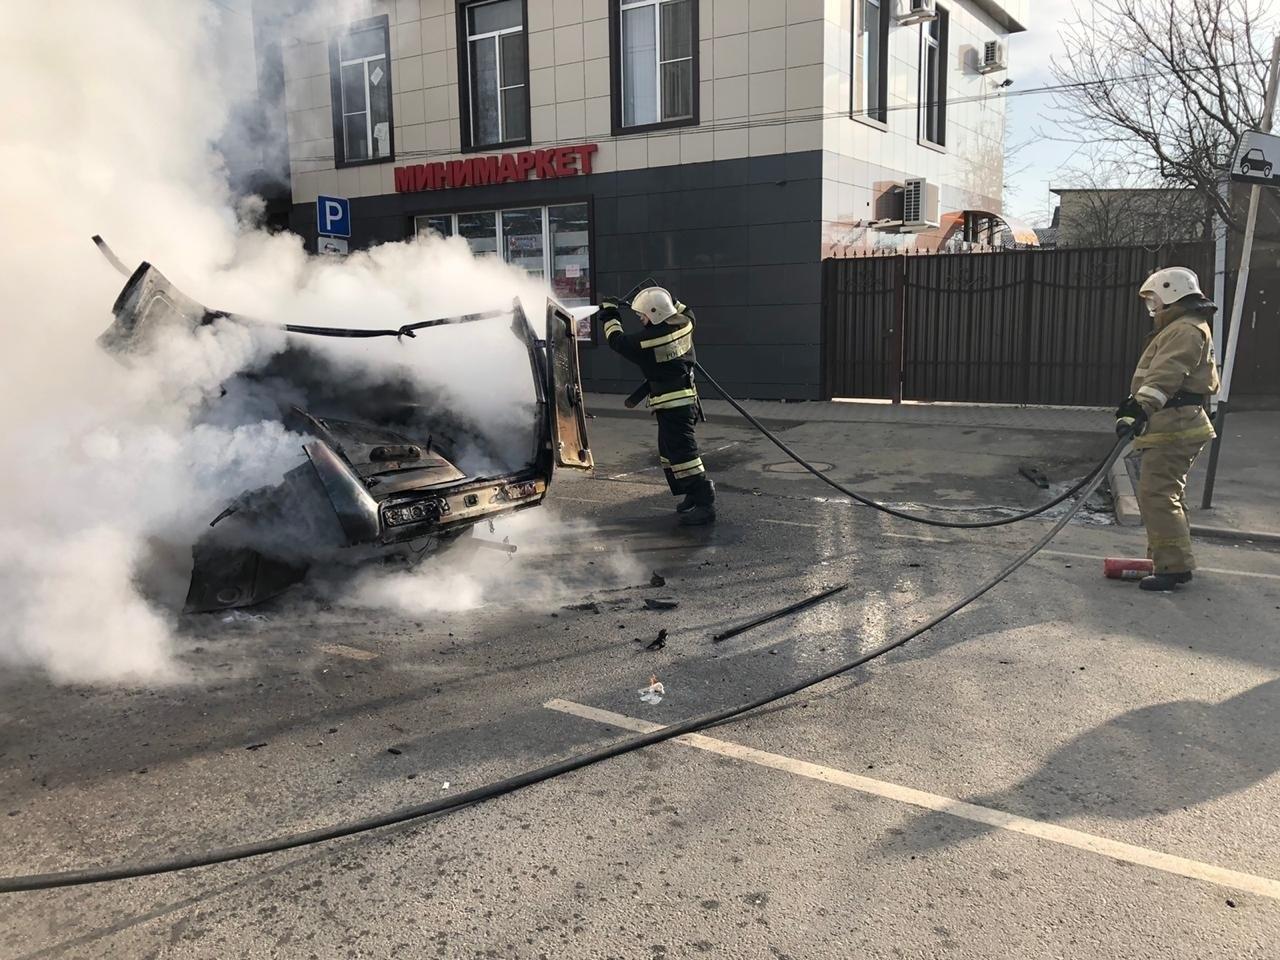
97, 241, 593, 613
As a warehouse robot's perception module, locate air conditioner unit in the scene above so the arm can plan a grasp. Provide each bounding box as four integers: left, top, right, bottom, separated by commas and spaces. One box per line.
902, 177, 940, 231
896, 0, 938, 26
979, 39, 1008, 74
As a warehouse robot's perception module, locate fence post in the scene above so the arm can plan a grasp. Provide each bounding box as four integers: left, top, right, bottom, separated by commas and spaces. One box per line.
1020, 252, 1035, 405
891, 254, 906, 403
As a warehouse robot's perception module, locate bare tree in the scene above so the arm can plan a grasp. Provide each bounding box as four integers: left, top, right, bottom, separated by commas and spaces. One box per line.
1050, 0, 1275, 229
1052, 154, 1215, 245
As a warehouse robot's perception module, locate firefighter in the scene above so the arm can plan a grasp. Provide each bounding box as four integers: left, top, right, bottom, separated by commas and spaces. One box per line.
598, 286, 716, 526
1115, 266, 1220, 592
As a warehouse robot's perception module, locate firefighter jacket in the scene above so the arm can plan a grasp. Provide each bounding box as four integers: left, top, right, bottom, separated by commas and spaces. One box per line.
1129, 302, 1220, 450
603, 307, 699, 410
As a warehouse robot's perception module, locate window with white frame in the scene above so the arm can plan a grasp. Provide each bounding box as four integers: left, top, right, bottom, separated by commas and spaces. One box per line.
332, 17, 392, 165
919, 5, 949, 146
463, 0, 529, 147
854, 0, 888, 124
618, 0, 695, 129
416, 203, 594, 334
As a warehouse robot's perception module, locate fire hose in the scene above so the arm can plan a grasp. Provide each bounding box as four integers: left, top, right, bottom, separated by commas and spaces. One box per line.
693, 362, 1110, 529
0, 369, 1131, 892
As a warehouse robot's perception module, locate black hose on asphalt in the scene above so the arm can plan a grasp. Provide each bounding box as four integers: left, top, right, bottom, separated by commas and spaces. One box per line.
0, 426, 1130, 894
694, 362, 1112, 529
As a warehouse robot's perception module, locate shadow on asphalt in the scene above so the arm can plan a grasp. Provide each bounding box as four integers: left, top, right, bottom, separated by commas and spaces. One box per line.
872, 678, 1280, 858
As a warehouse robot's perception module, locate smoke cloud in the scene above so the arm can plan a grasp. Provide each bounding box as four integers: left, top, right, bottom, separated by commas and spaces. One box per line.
0, 2, 585, 684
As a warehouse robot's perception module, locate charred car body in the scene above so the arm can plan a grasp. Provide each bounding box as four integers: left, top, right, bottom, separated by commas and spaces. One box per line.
98, 243, 593, 613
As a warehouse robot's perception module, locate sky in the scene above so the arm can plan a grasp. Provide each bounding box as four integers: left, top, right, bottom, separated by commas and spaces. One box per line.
1004, 1, 1079, 225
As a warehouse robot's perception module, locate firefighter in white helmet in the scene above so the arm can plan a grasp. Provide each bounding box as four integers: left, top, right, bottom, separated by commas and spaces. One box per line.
597, 286, 716, 525
1115, 266, 1220, 591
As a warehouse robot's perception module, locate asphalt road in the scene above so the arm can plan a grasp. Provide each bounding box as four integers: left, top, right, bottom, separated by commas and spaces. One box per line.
3, 405, 1279, 959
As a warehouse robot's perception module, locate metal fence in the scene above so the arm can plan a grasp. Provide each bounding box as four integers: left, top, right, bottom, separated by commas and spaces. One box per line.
820, 242, 1217, 405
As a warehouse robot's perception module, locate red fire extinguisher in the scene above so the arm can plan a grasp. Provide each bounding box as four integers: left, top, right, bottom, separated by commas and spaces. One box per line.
1104, 558, 1155, 580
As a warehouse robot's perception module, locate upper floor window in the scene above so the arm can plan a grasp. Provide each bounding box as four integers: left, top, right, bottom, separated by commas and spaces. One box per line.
919, 6, 949, 146
612, 0, 698, 132
460, 0, 529, 149
854, 0, 889, 124
330, 16, 393, 166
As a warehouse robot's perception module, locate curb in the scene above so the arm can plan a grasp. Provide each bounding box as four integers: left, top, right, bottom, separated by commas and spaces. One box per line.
1107, 443, 1143, 527
1189, 525, 1280, 545
1110, 446, 1280, 544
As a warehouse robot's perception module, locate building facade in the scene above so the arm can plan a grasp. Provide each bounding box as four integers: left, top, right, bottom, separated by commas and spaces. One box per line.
282, 0, 1027, 398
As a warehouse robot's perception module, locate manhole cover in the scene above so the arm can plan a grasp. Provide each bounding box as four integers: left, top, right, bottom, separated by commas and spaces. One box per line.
763, 460, 834, 474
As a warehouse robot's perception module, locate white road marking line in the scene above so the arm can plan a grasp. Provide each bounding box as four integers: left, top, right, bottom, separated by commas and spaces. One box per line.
874, 532, 1280, 582
607, 442, 741, 480
1038, 549, 1280, 583
544, 698, 1280, 901
318, 643, 378, 661
759, 518, 821, 529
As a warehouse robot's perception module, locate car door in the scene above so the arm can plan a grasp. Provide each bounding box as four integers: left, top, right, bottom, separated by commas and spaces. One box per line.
544, 300, 593, 470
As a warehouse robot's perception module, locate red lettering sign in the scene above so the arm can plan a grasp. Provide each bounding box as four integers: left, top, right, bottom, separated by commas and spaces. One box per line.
393, 143, 600, 193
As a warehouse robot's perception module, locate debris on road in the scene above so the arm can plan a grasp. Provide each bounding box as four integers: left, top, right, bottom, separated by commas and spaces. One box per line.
221, 611, 268, 624
564, 601, 603, 614
1019, 464, 1050, 489
646, 629, 668, 651
387, 747, 403, 755
639, 677, 666, 704
649, 571, 667, 588
643, 598, 679, 611
245, 742, 268, 751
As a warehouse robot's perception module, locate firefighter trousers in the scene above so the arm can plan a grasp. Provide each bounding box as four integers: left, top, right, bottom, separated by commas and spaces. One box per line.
1136, 439, 1206, 574
655, 406, 714, 503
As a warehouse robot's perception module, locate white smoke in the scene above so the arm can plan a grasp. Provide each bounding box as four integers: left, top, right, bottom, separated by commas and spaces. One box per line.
0, 2, 579, 684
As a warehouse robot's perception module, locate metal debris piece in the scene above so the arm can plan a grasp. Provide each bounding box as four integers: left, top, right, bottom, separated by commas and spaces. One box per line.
649, 571, 667, 588
245, 743, 268, 751
386, 747, 403, 755
1019, 464, 1050, 489
643, 598, 679, 611
563, 601, 603, 613
646, 629, 668, 651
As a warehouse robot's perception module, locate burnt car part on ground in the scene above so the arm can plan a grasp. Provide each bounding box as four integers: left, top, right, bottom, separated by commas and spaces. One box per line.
95, 238, 593, 614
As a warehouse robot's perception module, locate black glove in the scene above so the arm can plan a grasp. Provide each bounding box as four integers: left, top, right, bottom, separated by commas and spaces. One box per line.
596, 299, 620, 321
1115, 395, 1148, 438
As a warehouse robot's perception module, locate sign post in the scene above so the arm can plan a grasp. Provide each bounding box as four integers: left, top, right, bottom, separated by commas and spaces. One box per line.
1201, 36, 1280, 509
315, 194, 351, 257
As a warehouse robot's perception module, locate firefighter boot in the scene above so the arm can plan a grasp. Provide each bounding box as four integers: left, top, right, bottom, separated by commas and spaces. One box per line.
676, 480, 715, 513
1139, 571, 1194, 592
678, 503, 717, 526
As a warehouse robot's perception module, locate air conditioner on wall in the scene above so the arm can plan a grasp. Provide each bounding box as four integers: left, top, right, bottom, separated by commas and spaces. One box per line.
896, 0, 938, 26
979, 39, 1009, 74
902, 178, 940, 231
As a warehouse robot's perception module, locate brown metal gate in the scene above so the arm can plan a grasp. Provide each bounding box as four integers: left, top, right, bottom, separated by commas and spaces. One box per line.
821, 242, 1217, 405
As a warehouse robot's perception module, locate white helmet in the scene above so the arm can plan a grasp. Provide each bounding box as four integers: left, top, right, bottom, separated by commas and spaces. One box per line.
631, 286, 679, 325
1139, 267, 1203, 314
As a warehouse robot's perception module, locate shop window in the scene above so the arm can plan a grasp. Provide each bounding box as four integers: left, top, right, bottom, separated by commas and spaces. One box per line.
416, 214, 454, 239
920, 5, 949, 146
854, 0, 889, 124
329, 16, 394, 167
459, 0, 530, 149
457, 210, 499, 256
414, 202, 594, 336
612, 0, 698, 133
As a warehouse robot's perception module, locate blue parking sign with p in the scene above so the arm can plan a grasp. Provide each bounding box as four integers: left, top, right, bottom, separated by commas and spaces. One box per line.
316, 195, 351, 238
